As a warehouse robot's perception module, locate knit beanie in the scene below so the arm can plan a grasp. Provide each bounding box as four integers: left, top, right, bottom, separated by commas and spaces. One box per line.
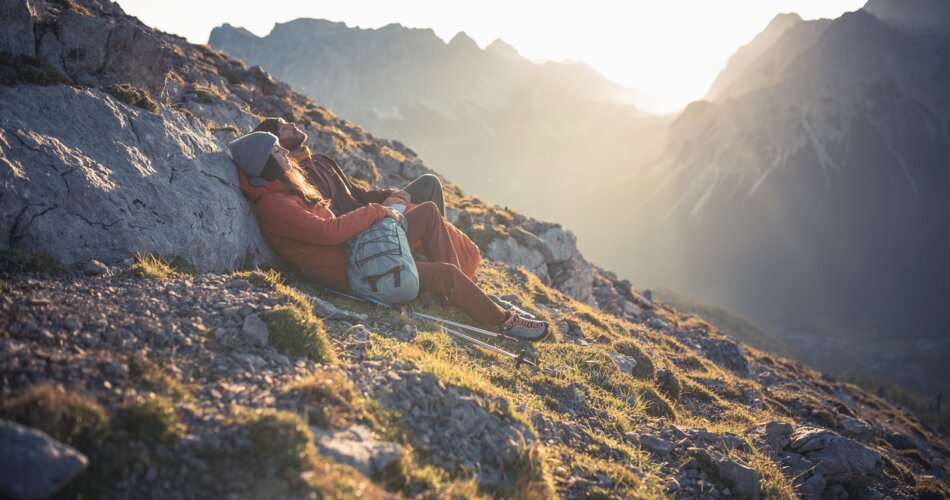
229, 132, 278, 178
253, 117, 282, 136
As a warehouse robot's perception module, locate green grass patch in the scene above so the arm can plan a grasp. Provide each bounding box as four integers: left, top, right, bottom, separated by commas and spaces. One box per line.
226, 408, 316, 472
284, 368, 363, 429
129, 355, 193, 403
50, 0, 93, 15
0, 249, 66, 274
0, 52, 71, 86
0, 384, 109, 452
612, 339, 656, 380
102, 83, 159, 113
491, 442, 555, 499
263, 305, 335, 363
915, 475, 950, 500
208, 124, 240, 134
116, 395, 180, 445
188, 85, 223, 104
125, 253, 194, 279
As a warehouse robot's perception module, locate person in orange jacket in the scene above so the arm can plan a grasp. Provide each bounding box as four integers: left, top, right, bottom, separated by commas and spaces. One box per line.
229, 131, 549, 341
254, 117, 480, 282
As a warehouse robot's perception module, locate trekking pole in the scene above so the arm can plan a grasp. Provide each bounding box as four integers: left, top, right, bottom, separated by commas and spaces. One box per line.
405, 308, 510, 339
323, 287, 393, 308
320, 287, 539, 370
433, 323, 540, 371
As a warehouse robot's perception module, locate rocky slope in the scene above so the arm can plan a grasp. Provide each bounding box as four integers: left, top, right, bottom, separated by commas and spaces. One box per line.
1, 0, 949, 498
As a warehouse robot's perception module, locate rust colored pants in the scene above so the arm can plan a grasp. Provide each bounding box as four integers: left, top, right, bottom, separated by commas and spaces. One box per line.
404, 202, 505, 327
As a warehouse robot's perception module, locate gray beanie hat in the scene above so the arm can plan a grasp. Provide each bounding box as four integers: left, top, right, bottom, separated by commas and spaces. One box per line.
229, 132, 278, 178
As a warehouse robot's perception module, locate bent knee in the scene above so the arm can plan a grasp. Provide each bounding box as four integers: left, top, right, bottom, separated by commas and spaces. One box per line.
418, 174, 441, 186
418, 262, 464, 291
416, 200, 440, 217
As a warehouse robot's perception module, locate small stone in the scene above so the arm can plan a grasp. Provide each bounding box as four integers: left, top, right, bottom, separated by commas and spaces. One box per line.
607, 351, 637, 373
638, 434, 674, 455
83, 259, 110, 276
647, 317, 670, 330
715, 459, 760, 500
227, 279, 252, 290
63, 316, 82, 330
241, 314, 269, 347
311, 425, 402, 476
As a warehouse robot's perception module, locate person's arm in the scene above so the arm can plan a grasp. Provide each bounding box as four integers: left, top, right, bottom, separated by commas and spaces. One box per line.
323, 154, 398, 204
258, 195, 389, 246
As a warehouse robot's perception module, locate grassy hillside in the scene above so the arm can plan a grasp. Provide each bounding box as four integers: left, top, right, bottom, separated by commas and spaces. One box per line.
3, 252, 949, 497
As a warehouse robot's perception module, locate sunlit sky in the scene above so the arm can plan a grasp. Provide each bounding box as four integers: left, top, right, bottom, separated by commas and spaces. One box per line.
115, 0, 866, 113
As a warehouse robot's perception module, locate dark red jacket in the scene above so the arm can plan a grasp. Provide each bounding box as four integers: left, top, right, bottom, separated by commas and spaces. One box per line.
301, 153, 396, 216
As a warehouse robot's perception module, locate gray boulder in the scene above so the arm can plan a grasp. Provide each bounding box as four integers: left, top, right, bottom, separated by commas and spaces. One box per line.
485, 235, 548, 280
537, 226, 577, 262
310, 424, 402, 476
0, 419, 88, 499
0, 0, 35, 57
788, 427, 883, 483
838, 416, 874, 441
548, 255, 594, 304
49, 11, 173, 97
99, 20, 174, 98
0, 85, 273, 271
716, 458, 761, 500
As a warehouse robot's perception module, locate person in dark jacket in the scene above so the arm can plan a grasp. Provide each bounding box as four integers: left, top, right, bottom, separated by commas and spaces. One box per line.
229, 131, 549, 341
254, 118, 444, 215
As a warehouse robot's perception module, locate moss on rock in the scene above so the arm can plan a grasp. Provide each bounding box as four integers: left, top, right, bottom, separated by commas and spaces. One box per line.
102, 83, 159, 113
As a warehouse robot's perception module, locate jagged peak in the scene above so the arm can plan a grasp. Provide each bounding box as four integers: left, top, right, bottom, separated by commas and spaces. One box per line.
448, 31, 478, 50
486, 38, 520, 58
765, 12, 803, 28
270, 18, 350, 35
209, 23, 259, 40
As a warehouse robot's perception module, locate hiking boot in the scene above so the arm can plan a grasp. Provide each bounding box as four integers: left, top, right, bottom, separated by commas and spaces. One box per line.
489, 295, 536, 319
499, 310, 550, 342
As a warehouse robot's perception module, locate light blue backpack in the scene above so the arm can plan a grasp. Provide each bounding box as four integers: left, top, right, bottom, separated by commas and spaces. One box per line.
346, 216, 420, 304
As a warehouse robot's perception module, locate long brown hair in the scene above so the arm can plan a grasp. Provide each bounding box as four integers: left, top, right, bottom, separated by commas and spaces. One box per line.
264, 155, 328, 207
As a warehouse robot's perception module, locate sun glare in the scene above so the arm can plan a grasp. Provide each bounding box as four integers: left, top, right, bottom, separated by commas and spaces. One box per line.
115, 0, 866, 113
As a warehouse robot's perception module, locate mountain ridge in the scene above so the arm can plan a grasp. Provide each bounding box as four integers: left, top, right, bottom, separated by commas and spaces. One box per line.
606, 0, 950, 397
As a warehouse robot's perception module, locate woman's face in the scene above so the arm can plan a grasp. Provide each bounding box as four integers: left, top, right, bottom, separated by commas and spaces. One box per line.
271, 143, 290, 171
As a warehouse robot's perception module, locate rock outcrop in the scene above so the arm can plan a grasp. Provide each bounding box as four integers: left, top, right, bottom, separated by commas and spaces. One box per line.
752, 421, 885, 497
1, 0, 35, 58
0, 419, 88, 499
0, 85, 272, 271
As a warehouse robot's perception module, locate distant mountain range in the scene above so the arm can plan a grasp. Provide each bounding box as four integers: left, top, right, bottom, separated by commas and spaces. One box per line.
601, 0, 950, 393
209, 20, 666, 218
